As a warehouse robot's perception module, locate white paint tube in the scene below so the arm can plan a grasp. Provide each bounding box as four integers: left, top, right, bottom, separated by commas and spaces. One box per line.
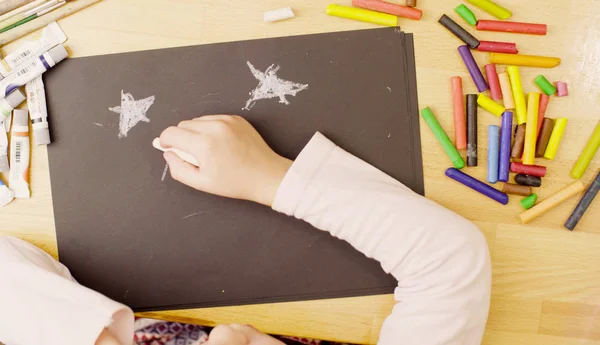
0, 88, 25, 125
25, 76, 50, 145
0, 22, 67, 77
0, 179, 14, 207
0, 90, 25, 172
0, 126, 8, 172
264, 7, 295, 22
0, 44, 68, 97
9, 109, 30, 199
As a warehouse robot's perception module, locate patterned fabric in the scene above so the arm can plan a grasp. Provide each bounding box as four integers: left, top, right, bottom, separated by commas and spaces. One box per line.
134, 319, 208, 345
134, 318, 352, 345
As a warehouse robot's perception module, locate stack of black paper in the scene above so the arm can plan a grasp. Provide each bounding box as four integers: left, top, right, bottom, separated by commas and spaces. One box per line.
45, 27, 423, 311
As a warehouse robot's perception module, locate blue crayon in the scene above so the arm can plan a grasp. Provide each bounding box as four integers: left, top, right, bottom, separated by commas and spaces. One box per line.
564, 170, 600, 231
488, 125, 500, 183
499, 111, 513, 182
445, 168, 509, 205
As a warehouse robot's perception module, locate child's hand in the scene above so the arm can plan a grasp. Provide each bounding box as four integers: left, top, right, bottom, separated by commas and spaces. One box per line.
159, 115, 292, 207
205, 324, 284, 345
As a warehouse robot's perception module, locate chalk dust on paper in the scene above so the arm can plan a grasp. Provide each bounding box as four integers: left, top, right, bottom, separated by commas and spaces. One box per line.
161, 163, 169, 181
109, 90, 155, 138
243, 61, 308, 110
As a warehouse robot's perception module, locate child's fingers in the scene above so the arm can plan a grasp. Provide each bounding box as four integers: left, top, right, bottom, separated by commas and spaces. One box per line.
178, 119, 226, 133
193, 114, 234, 121
159, 126, 199, 151
204, 324, 247, 345
164, 152, 207, 191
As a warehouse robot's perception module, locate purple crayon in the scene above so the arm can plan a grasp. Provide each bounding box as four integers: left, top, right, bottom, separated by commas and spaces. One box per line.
499, 111, 513, 182
446, 168, 509, 205
458, 45, 489, 93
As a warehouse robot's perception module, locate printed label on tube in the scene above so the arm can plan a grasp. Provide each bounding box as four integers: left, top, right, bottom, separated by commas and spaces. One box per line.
26, 76, 50, 145
0, 22, 67, 77
0, 44, 67, 97
9, 109, 30, 199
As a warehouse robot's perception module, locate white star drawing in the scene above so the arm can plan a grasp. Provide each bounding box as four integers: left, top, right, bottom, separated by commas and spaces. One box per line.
244, 62, 308, 110
109, 90, 156, 138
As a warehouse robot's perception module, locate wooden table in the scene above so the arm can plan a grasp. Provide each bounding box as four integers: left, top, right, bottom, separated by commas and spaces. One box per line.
1, 0, 599, 344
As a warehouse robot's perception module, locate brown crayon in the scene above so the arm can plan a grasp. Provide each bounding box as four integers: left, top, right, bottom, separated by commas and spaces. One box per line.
503, 183, 532, 196
535, 118, 555, 157
511, 124, 526, 159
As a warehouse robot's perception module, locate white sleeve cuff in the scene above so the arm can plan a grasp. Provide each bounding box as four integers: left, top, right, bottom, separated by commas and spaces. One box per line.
0, 237, 133, 345
272, 132, 335, 216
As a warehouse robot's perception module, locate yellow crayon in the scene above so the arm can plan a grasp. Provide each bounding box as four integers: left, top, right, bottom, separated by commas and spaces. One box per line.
507, 66, 527, 124
571, 121, 600, 179
522, 92, 540, 165
326, 4, 398, 27
544, 118, 568, 160
519, 181, 584, 224
490, 53, 561, 68
467, 0, 512, 20
477, 93, 505, 116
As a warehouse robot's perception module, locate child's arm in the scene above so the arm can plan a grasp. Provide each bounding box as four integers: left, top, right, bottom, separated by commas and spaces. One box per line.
0, 236, 133, 345
162, 115, 491, 345
272, 133, 491, 345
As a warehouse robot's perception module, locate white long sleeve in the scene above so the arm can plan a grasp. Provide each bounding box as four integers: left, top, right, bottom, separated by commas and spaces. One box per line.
0, 237, 134, 345
273, 132, 491, 345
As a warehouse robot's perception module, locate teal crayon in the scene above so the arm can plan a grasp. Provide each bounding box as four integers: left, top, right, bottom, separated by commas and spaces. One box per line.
421, 107, 465, 169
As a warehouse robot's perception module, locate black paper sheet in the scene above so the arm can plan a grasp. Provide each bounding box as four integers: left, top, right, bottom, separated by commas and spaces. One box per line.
45, 28, 423, 311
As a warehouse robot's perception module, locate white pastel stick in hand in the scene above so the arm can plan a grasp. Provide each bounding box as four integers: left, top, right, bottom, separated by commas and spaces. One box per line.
152, 138, 199, 167
264, 7, 295, 22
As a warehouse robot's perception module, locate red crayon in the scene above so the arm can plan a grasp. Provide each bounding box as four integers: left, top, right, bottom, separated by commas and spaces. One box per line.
476, 20, 547, 35
477, 41, 518, 54
537, 94, 550, 139
451, 77, 467, 150
352, 0, 422, 20
484, 64, 502, 101
510, 162, 547, 177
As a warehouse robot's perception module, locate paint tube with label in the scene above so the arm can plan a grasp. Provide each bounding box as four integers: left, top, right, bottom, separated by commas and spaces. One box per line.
26, 76, 50, 145
0, 22, 67, 77
0, 88, 25, 125
0, 90, 25, 172
0, 44, 68, 97
0, 125, 8, 172
9, 109, 30, 199
0, 179, 14, 207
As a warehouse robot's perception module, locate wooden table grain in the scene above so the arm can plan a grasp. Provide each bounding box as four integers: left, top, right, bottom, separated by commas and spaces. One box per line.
1, 0, 599, 344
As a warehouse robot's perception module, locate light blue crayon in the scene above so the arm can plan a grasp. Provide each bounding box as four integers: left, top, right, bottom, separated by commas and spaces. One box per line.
488, 125, 500, 183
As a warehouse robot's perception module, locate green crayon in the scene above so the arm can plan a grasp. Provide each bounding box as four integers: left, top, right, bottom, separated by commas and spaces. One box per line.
534, 75, 557, 96
520, 193, 538, 210
454, 4, 477, 26
421, 107, 465, 169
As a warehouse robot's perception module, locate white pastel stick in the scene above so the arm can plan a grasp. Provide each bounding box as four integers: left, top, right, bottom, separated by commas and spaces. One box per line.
152, 138, 199, 167
264, 7, 295, 22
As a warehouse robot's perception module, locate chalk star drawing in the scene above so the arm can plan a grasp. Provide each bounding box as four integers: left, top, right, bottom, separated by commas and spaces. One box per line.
109, 90, 156, 138
244, 61, 308, 110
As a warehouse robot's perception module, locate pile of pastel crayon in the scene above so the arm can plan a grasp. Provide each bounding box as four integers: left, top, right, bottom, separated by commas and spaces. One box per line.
422, 0, 600, 231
